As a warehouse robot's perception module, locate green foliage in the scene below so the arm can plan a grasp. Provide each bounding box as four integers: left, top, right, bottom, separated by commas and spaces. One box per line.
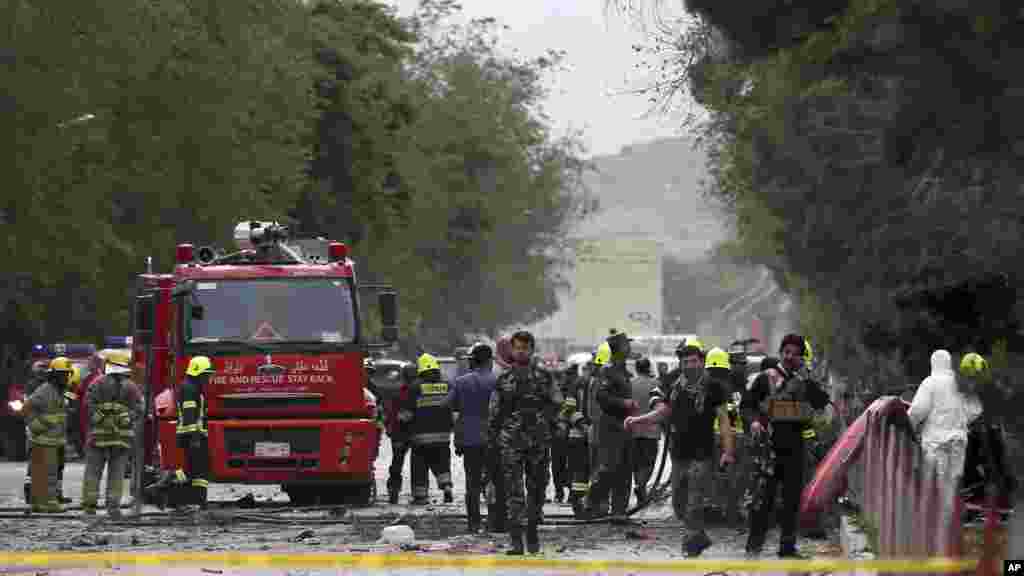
4, 0, 589, 360
626, 0, 1024, 388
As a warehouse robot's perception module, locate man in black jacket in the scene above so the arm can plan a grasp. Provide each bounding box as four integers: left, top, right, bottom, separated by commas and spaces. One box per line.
742, 334, 829, 558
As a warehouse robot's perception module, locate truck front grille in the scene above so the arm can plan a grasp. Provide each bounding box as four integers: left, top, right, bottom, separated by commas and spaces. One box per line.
223, 427, 319, 455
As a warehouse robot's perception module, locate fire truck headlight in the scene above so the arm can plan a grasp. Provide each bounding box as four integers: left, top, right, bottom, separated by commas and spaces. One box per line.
8, 400, 24, 413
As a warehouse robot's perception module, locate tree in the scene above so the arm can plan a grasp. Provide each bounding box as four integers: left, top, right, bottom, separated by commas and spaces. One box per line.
5, 0, 318, 339
617, 0, 1024, 397
299, 0, 592, 351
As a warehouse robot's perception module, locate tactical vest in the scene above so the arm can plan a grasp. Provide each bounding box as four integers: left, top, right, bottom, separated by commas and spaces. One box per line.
495, 366, 558, 446
761, 372, 815, 423
28, 383, 67, 447
411, 378, 452, 445
90, 374, 135, 449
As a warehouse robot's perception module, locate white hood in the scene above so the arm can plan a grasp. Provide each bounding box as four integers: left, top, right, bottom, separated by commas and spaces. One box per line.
930, 349, 953, 376
908, 349, 976, 447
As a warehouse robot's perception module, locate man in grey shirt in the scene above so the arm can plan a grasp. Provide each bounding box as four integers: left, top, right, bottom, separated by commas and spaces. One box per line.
630, 357, 661, 504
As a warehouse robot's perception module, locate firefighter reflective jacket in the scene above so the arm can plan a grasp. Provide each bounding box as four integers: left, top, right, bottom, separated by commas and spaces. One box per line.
86, 373, 143, 449
714, 399, 746, 435
27, 382, 67, 447
406, 376, 453, 446
176, 375, 208, 440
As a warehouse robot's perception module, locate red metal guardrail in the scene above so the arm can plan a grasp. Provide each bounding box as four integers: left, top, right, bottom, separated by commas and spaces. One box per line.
861, 409, 963, 574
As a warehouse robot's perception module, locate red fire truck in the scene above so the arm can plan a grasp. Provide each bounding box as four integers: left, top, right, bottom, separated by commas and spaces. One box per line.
134, 221, 398, 505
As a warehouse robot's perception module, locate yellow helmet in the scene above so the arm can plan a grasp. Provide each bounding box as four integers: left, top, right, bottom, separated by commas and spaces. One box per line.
69, 366, 82, 390
49, 356, 73, 372
106, 351, 132, 374
105, 350, 131, 368
705, 347, 730, 370
594, 342, 612, 366
186, 356, 215, 377
676, 337, 705, 356
960, 353, 988, 378
417, 353, 440, 375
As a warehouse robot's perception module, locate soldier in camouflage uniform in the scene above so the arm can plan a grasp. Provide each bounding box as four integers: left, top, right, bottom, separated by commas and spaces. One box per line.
488, 330, 563, 555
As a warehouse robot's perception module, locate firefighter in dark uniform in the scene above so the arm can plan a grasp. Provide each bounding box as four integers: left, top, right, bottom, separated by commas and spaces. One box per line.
386, 363, 417, 504
176, 356, 213, 509
549, 363, 577, 504
585, 331, 637, 523
565, 394, 591, 517
563, 355, 592, 516
742, 334, 830, 558
406, 353, 454, 505
488, 330, 563, 555
585, 343, 611, 516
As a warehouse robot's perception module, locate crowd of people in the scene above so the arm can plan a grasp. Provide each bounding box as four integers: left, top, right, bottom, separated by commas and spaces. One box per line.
19, 327, 1014, 559
381, 329, 834, 557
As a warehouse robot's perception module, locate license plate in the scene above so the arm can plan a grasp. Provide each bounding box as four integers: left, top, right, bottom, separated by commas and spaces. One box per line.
254, 442, 290, 458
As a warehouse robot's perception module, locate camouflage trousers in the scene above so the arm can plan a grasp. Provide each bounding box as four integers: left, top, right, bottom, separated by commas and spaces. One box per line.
502, 444, 550, 527
745, 432, 805, 553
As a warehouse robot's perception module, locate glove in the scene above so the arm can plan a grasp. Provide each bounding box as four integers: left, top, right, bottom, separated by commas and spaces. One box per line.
454, 444, 464, 457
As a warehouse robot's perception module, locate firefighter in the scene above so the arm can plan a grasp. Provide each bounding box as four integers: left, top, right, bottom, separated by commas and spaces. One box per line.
585, 332, 637, 523
488, 330, 563, 554
798, 340, 830, 539
81, 352, 143, 517
25, 357, 72, 513
66, 366, 83, 455
743, 334, 830, 558
406, 353, 454, 505
549, 362, 577, 504
387, 363, 416, 504
712, 390, 746, 527
563, 353, 592, 516
176, 356, 213, 510
585, 341, 611, 517
23, 360, 50, 505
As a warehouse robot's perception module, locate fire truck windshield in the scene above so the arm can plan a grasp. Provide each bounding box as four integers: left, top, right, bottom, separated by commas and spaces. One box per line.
188, 278, 356, 345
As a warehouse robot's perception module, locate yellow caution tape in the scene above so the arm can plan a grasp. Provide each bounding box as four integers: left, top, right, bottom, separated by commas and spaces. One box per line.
0, 552, 980, 572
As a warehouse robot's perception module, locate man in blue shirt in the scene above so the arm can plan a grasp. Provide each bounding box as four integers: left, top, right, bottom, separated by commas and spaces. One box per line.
449, 343, 499, 533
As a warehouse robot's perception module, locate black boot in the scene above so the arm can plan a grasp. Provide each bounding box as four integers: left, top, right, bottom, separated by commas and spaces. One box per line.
506, 524, 524, 555
526, 522, 540, 554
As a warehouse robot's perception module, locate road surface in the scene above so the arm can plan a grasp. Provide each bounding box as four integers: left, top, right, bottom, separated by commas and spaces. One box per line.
0, 437, 840, 575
